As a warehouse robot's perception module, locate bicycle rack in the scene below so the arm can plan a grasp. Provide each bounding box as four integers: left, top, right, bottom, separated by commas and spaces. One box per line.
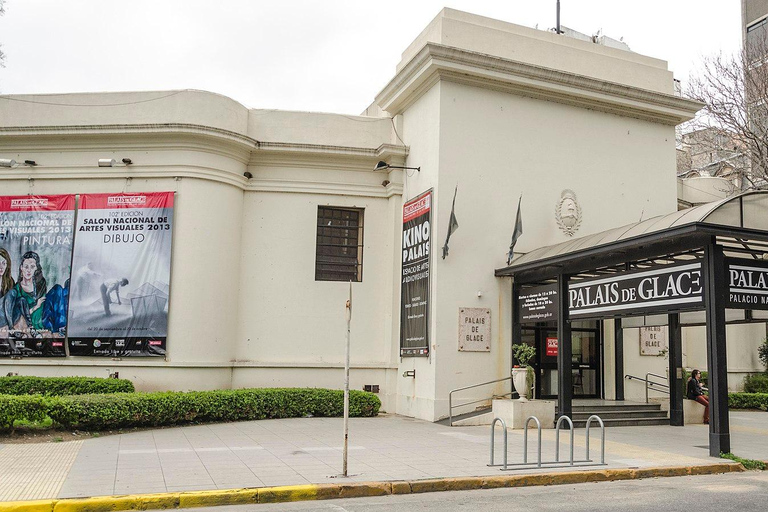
523, 416, 542, 468
489, 414, 607, 471
488, 417, 508, 470
585, 415, 606, 464
555, 415, 575, 466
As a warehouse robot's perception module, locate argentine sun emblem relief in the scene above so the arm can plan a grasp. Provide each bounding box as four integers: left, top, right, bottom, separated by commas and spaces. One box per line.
555, 189, 582, 237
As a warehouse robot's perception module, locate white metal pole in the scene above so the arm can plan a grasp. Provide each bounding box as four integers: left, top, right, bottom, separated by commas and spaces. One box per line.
343, 281, 352, 477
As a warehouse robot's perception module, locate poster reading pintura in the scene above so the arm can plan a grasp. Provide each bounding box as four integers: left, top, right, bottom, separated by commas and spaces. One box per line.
68, 192, 174, 356
0, 195, 75, 357
400, 190, 431, 357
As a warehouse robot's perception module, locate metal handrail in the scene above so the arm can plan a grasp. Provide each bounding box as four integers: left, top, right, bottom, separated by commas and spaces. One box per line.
489, 417, 508, 470
625, 373, 670, 403
448, 376, 513, 426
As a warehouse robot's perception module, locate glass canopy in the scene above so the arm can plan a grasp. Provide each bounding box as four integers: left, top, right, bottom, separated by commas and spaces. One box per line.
500, 191, 768, 274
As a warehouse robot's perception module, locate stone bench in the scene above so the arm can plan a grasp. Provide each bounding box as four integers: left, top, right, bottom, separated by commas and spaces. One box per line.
684, 398, 706, 424
492, 399, 556, 429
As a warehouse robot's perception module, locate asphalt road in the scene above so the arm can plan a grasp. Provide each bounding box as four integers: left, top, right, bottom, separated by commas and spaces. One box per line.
183, 471, 768, 512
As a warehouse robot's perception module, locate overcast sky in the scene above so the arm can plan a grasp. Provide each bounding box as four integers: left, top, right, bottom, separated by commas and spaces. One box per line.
0, 1, 742, 115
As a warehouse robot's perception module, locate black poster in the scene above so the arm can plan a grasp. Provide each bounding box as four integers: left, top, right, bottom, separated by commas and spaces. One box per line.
569, 262, 704, 319
727, 258, 768, 310
518, 284, 558, 324
400, 190, 431, 357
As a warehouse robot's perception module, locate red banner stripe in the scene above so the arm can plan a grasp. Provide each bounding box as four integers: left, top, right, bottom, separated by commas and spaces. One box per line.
0, 195, 75, 212
403, 191, 431, 223
79, 192, 174, 210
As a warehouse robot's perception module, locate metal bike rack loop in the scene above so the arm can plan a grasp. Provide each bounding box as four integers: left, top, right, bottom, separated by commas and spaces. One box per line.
522, 416, 542, 468
488, 417, 508, 470
585, 415, 606, 464
554, 415, 575, 466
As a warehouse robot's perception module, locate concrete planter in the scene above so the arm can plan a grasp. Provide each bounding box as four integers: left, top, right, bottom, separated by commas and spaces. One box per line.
512, 367, 531, 400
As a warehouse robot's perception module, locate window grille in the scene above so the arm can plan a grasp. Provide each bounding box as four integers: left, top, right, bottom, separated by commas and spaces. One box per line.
315, 206, 364, 282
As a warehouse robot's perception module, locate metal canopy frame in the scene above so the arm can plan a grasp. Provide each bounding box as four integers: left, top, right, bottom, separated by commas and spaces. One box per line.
498, 191, 768, 458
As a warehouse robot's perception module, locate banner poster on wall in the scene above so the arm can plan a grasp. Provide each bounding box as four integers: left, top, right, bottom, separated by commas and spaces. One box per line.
0, 195, 75, 357
68, 192, 173, 357
400, 190, 432, 357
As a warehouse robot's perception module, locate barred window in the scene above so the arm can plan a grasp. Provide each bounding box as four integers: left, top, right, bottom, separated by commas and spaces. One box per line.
315, 206, 364, 282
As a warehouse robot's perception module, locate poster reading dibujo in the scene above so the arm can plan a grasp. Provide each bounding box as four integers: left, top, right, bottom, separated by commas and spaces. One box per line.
68, 192, 173, 357
400, 190, 432, 357
0, 195, 75, 357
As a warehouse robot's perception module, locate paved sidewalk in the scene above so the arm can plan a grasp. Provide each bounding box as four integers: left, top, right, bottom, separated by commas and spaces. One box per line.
0, 411, 766, 502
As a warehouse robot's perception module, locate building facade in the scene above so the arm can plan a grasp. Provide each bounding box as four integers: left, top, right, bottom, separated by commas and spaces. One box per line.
1, 9, 763, 422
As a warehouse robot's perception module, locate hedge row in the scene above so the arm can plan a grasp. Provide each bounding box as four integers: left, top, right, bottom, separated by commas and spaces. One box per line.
0, 376, 135, 396
743, 374, 768, 394
1, 388, 381, 431
0, 395, 47, 428
729, 392, 768, 411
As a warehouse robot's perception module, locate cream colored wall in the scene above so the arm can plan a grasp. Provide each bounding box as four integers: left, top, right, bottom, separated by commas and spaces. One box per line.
422, 80, 678, 419
0, 141, 243, 385
235, 190, 392, 364
397, 8, 673, 94
683, 323, 767, 391
1, 90, 249, 133
621, 328, 670, 402
396, 83, 443, 421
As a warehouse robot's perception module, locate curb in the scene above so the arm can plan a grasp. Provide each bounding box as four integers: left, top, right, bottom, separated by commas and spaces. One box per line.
0, 463, 744, 512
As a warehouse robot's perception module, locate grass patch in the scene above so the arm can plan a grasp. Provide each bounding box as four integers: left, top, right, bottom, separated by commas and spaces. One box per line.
721, 452, 767, 470
13, 416, 53, 429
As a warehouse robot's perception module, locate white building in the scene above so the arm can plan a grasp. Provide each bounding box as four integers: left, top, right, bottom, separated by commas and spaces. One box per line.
1, 9, 764, 423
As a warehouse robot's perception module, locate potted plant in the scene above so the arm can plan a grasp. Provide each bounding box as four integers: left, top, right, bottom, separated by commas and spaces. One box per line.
511, 343, 536, 400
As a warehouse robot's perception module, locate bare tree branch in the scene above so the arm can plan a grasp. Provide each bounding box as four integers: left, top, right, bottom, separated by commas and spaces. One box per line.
683, 30, 768, 190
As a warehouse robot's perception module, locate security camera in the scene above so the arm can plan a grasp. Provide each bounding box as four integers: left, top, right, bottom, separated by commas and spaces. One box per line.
244, 171, 253, 179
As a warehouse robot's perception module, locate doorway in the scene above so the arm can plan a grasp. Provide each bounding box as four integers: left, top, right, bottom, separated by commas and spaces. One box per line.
520, 320, 602, 399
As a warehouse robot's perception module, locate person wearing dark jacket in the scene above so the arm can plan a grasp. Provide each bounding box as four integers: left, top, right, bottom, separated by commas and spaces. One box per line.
686, 369, 709, 424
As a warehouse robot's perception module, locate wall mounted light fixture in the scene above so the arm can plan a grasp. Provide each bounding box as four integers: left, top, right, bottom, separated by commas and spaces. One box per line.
374, 160, 420, 172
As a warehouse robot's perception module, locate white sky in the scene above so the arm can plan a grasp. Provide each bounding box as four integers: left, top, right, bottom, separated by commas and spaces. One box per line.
0, 0, 743, 115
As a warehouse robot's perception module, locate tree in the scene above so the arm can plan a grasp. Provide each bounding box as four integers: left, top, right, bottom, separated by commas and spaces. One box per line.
684, 30, 768, 191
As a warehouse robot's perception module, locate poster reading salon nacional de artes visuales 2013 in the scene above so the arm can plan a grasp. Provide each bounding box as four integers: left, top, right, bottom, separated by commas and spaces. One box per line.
0, 195, 75, 357
68, 192, 174, 357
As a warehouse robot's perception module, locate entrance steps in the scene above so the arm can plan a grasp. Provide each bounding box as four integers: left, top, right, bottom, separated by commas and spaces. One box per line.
442, 400, 669, 428
563, 402, 669, 428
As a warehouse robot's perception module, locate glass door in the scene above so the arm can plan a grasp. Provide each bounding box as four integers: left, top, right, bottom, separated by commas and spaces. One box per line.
520, 321, 601, 399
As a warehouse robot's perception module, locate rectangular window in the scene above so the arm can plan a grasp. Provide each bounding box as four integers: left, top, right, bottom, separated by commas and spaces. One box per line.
315, 206, 364, 282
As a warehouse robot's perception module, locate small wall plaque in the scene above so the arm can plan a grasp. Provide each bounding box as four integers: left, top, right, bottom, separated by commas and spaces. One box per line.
640, 326, 668, 356
458, 307, 491, 352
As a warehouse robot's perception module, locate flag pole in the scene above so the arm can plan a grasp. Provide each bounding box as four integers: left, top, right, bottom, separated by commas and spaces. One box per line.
343, 281, 352, 477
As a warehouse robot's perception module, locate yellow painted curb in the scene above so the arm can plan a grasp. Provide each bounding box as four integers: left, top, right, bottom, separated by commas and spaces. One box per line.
0, 500, 54, 512
0, 462, 746, 512
178, 489, 255, 509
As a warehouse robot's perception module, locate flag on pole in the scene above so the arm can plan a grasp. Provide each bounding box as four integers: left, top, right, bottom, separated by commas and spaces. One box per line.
507, 195, 523, 265
441, 185, 459, 259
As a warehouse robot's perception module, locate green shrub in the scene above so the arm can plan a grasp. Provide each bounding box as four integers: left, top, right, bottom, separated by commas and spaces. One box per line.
0, 395, 47, 429
758, 338, 768, 370
744, 374, 768, 394
0, 376, 134, 396
728, 392, 768, 411
46, 388, 380, 430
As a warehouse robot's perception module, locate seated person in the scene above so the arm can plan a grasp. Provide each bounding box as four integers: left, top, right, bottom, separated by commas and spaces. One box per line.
686, 369, 709, 424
